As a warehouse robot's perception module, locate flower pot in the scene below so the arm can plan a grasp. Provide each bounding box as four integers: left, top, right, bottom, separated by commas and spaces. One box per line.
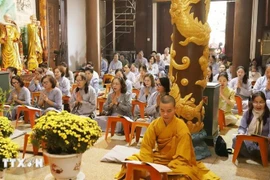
0, 169, 6, 180
43, 150, 82, 180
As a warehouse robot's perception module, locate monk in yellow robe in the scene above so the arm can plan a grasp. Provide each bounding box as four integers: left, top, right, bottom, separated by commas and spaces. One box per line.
115, 95, 220, 180
0, 14, 22, 71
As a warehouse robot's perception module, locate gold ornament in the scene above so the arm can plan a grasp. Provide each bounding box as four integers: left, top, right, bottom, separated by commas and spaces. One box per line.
169, 76, 205, 133
181, 78, 189, 86
195, 46, 209, 89
169, 43, 190, 76
170, 0, 211, 46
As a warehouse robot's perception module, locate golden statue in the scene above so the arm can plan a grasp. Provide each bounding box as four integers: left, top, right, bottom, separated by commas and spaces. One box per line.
27, 15, 43, 70
0, 14, 22, 71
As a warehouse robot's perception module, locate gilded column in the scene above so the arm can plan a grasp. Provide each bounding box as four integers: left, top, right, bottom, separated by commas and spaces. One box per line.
39, 0, 48, 63
86, 0, 100, 74
232, 0, 252, 77
169, 0, 211, 133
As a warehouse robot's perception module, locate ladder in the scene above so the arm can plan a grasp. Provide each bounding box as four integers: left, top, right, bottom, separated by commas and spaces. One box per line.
102, 0, 136, 55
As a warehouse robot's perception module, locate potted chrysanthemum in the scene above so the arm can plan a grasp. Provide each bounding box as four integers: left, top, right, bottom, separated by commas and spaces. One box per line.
0, 134, 19, 179
0, 88, 9, 116
0, 117, 14, 138
30, 111, 102, 179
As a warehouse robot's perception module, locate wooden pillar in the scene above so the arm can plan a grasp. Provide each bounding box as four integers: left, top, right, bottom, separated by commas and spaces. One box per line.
225, 2, 235, 62
86, 0, 100, 74
232, 0, 253, 77
39, 0, 48, 63
169, 0, 211, 133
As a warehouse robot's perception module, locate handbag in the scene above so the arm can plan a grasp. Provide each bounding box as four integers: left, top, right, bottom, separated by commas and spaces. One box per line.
215, 135, 233, 157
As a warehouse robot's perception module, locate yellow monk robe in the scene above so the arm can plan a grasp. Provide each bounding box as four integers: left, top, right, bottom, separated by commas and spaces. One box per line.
115, 116, 220, 180
0, 23, 22, 71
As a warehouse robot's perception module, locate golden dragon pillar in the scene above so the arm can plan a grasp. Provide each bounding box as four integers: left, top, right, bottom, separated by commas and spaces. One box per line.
169, 0, 211, 134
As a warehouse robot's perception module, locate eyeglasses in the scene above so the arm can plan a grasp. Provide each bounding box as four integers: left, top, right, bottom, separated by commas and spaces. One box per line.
75, 80, 84, 83
156, 83, 162, 87
253, 102, 265, 105
42, 81, 49, 85
12, 81, 19, 85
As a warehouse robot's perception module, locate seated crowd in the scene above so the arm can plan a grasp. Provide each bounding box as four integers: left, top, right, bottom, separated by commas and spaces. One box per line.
3, 49, 270, 178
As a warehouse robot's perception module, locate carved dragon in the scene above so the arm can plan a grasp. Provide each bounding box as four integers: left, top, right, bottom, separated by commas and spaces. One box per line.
170, 0, 211, 46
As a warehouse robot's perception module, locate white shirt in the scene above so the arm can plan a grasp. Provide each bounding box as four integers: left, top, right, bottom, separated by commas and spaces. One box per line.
125, 71, 136, 83
161, 54, 170, 65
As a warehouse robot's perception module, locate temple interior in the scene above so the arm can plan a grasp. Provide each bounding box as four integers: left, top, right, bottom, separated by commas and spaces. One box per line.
1, 0, 270, 180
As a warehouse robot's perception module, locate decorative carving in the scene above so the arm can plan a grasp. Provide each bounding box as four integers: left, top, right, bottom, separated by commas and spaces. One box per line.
170, 0, 211, 46
169, 42, 190, 75
169, 0, 211, 133
195, 46, 209, 88
181, 78, 189, 86
169, 75, 205, 133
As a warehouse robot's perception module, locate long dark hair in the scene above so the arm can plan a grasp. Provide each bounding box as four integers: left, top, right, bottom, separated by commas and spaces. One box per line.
59, 62, 70, 78
7, 66, 18, 76
159, 77, 170, 94
112, 77, 127, 94
217, 72, 229, 81
75, 73, 89, 94
11, 76, 24, 87
237, 66, 248, 84
208, 66, 213, 82
115, 69, 127, 81
247, 91, 269, 126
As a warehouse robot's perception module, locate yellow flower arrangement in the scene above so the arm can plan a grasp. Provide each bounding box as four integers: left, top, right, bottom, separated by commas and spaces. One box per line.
0, 117, 14, 137
0, 88, 9, 113
0, 137, 19, 170
30, 111, 102, 154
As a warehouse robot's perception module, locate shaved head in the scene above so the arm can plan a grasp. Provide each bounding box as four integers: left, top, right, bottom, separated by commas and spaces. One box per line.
160, 95, 175, 107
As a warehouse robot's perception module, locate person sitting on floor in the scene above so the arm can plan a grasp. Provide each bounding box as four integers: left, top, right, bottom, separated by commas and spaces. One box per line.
144, 77, 170, 122
229, 66, 252, 112
6, 76, 31, 120
38, 75, 62, 115
207, 66, 213, 82
124, 63, 136, 83
134, 73, 156, 118
253, 64, 270, 94
133, 64, 148, 90
58, 62, 74, 85
69, 72, 96, 118
232, 91, 270, 159
54, 66, 71, 97
115, 95, 220, 180
95, 77, 132, 132
249, 65, 261, 83
213, 64, 226, 82
28, 67, 44, 92
114, 69, 132, 94
85, 67, 99, 96
218, 72, 238, 126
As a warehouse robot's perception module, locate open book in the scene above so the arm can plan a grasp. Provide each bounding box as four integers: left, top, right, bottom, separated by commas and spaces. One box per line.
123, 160, 172, 173
17, 105, 41, 111
120, 116, 134, 122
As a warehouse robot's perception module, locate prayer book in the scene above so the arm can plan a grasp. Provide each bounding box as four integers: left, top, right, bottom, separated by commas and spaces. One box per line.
123, 160, 172, 173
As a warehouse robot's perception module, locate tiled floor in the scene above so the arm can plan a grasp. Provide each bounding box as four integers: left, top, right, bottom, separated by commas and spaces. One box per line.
4, 118, 270, 180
